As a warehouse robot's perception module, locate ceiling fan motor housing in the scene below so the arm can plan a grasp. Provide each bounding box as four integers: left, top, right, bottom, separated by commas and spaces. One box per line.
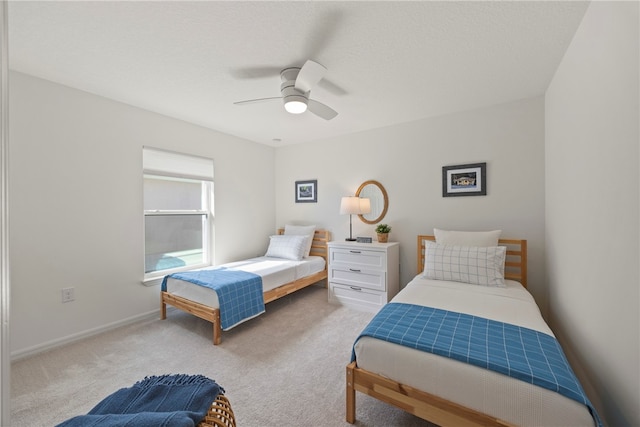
280, 67, 301, 82
280, 72, 309, 113
281, 81, 309, 100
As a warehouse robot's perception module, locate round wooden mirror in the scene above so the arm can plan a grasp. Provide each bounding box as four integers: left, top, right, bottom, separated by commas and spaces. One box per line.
355, 180, 388, 224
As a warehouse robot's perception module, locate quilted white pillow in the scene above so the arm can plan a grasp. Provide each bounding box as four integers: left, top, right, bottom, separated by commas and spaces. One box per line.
434, 228, 501, 247
423, 241, 507, 287
265, 235, 308, 261
284, 224, 316, 258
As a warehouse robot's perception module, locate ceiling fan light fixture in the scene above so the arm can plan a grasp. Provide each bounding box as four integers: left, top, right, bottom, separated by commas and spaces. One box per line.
284, 96, 308, 114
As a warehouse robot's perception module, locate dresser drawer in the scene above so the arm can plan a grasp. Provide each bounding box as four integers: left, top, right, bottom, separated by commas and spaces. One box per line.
329, 248, 387, 271
329, 267, 386, 291
329, 283, 387, 312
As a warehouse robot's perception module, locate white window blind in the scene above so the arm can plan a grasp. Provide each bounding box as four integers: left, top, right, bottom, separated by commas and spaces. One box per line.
143, 146, 213, 182
142, 147, 214, 283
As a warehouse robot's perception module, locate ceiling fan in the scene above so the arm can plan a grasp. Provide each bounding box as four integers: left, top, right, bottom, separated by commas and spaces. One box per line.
234, 60, 338, 120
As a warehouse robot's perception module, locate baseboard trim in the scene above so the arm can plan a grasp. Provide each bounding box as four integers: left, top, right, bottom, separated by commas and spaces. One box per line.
11, 310, 159, 361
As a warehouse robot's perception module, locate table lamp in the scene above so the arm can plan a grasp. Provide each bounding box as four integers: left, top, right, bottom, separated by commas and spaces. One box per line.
340, 196, 371, 241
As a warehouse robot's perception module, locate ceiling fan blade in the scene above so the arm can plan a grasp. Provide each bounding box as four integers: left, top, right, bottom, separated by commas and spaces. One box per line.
318, 79, 348, 96
308, 99, 338, 120
233, 97, 281, 105
230, 66, 283, 80
303, 10, 344, 61
294, 60, 327, 93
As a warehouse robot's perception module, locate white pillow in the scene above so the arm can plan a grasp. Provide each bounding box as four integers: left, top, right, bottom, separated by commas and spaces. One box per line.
423, 241, 506, 287
284, 224, 316, 258
265, 235, 308, 261
434, 228, 501, 247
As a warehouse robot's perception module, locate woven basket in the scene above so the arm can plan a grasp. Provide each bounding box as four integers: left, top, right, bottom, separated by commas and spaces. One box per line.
377, 233, 389, 243
198, 394, 236, 427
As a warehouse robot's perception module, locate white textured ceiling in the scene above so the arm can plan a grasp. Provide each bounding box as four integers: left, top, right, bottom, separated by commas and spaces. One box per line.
8, 1, 589, 146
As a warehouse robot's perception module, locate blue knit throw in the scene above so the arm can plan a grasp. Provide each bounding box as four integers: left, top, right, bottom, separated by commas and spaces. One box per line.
55, 374, 222, 427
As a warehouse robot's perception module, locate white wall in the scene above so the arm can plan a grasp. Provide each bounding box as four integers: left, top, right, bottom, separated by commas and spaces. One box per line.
9, 72, 276, 357
275, 97, 547, 311
545, 2, 639, 426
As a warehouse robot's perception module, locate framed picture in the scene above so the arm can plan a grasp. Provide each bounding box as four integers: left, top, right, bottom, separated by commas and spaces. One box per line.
442, 162, 487, 197
295, 179, 317, 203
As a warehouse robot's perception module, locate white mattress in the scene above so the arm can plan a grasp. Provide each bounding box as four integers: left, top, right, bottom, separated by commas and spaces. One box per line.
354, 276, 596, 427
164, 256, 325, 309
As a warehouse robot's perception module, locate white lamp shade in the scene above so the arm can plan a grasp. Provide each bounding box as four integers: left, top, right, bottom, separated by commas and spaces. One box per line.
340, 196, 371, 215
359, 198, 371, 214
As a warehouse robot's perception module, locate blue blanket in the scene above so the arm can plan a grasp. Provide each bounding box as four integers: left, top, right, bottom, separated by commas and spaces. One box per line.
56, 374, 222, 427
162, 267, 265, 330
353, 303, 602, 427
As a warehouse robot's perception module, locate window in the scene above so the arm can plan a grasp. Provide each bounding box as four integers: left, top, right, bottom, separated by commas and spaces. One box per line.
143, 147, 214, 281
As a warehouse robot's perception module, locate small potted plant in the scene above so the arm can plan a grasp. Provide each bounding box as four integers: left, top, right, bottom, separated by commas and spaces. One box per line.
375, 223, 391, 243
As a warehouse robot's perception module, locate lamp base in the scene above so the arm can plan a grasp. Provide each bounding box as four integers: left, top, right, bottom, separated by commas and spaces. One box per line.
345, 238, 357, 241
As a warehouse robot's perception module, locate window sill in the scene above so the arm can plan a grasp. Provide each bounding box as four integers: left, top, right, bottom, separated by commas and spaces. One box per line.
142, 263, 212, 287
142, 277, 164, 287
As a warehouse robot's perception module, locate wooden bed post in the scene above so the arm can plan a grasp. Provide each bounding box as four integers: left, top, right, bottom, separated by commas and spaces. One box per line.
346, 362, 356, 423
213, 309, 221, 345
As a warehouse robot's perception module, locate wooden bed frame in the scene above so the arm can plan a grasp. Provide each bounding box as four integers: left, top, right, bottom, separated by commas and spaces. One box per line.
346, 235, 527, 426
161, 228, 330, 345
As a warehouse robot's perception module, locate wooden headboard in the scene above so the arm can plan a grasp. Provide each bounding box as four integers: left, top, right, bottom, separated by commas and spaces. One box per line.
417, 235, 528, 288
277, 228, 331, 262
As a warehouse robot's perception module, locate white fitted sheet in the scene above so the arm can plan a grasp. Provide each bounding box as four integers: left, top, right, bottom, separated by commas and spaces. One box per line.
354, 276, 596, 427
164, 256, 325, 309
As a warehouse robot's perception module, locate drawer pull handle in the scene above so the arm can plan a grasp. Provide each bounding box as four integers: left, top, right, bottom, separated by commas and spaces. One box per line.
350, 286, 362, 291
349, 250, 361, 254
349, 268, 361, 272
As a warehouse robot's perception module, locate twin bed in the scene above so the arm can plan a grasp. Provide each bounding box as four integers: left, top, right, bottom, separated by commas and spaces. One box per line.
161, 227, 330, 344
347, 233, 600, 427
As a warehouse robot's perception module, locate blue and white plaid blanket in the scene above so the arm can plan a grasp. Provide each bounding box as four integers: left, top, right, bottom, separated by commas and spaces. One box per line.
163, 268, 265, 330
353, 302, 602, 427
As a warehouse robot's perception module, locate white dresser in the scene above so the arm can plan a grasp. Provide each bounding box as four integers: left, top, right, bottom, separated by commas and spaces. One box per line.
327, 241, 400, 313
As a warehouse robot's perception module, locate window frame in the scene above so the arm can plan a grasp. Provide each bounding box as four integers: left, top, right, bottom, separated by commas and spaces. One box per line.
142, 148, 214, 285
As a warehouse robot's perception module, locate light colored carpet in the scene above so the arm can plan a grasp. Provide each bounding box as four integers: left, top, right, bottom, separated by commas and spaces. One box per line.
11, 284, 435, 426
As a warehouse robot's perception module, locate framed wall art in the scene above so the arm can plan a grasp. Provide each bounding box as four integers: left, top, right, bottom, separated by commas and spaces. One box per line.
442, 162, 486, 197
295, 179, 317, 203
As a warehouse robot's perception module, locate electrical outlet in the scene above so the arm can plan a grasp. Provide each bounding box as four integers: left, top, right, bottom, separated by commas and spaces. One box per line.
61, 287, 75, 303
